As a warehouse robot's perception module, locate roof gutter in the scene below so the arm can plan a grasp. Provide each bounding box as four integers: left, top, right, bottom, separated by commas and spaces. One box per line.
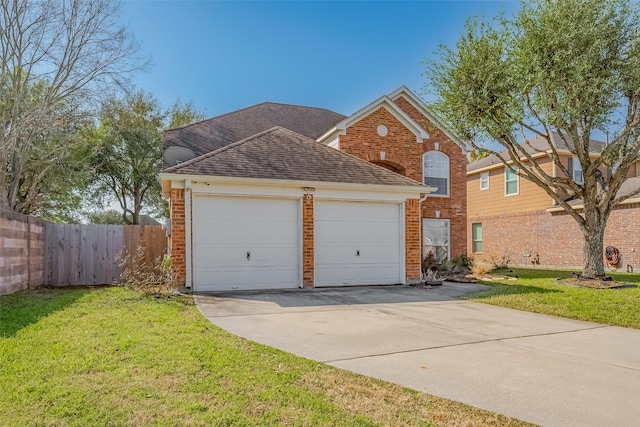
159, 173, 432, 195
546, 196, 640, 213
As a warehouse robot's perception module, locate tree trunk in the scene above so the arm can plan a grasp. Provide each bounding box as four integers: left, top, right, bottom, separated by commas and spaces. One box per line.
581, 220, 606, 279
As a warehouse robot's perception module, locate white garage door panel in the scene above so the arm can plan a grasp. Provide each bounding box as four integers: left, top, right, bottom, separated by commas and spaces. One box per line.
193, 196, 299, 291
315, 200, 402, 287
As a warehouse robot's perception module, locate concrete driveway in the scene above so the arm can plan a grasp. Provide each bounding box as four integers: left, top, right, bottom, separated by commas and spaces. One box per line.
195, 283, 640, 427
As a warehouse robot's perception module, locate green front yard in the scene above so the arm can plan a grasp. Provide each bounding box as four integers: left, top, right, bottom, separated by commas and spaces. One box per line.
465, 268, 640, 329
0, 287, 530, 427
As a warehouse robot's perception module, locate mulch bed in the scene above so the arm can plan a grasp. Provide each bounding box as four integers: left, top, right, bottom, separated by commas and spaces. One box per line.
556, 277, 638, 289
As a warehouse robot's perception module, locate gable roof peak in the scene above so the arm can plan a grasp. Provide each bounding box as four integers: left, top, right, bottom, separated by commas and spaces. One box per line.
318, 94, 430, 143
387, 86, 472, 153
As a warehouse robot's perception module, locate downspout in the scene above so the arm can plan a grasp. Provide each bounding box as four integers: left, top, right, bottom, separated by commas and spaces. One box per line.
185, 179, 192, 289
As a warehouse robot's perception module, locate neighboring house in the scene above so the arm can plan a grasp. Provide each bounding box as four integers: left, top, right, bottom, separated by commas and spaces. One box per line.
467, 133, 640, 270
160, 86, 470, 291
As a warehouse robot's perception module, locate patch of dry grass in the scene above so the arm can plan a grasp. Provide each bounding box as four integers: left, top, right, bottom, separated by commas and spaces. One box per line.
300, 370, 533, 427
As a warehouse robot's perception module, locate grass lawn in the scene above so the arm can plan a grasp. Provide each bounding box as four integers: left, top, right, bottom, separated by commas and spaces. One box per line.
464, 268, 640, 328
0, 287, 532, 427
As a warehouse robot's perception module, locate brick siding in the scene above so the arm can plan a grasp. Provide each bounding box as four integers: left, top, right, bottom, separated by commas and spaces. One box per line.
302, 194, 314, 287
405, 199, 421, 281
468, 204, 640, 270
169, 189, 186, 286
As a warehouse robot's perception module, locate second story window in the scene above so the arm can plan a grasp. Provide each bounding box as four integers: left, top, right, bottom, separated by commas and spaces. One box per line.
505, 166, 519, 196
480, 172, 489, 190
423, 151, 450, 197
568, 157, 583, 184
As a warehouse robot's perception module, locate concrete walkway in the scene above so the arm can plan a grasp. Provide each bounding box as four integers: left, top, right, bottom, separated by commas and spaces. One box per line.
195, 284, 640, 427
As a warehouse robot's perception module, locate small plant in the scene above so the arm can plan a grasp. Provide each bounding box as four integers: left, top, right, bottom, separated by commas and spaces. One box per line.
421, 251, 438, 273
490, 251, 512, 270
437, 258, 452, 272
451, 253, 473, 273
471, 260, 493, 276
116, 246, 175, 296
422, 268, 444, 284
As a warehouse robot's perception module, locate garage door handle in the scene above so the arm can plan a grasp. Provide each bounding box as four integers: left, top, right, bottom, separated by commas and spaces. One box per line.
247, 251, 250, 261
356, 250, 360, 256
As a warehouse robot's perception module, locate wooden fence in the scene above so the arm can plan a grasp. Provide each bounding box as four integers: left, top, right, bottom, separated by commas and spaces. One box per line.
44, 224, 167, 286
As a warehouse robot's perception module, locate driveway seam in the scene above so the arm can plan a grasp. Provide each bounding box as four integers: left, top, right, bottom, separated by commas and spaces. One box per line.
324, 324, 611, 364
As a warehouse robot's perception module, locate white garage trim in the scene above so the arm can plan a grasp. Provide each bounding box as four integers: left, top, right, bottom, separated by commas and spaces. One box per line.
192, 195, 301, 292
185, 179, 192, 289
314, 200, 405, 287
162, 173, 431, 199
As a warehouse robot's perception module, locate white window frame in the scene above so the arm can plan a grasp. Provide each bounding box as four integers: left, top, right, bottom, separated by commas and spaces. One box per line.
422, 151, 450, 197
422, 218, 450, 263
480, 172, 489, 190
572, 157, 584, 184
472, 223, 483, 253
505, 166, 519, 196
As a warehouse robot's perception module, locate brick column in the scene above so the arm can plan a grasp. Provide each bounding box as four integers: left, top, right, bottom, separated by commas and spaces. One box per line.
170, 189, 186, 286
405, 198, 421, 282
302, 194, 314, 288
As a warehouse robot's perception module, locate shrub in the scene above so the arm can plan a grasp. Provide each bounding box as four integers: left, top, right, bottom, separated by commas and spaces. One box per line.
451, 253, 473, 273
471, 260, 494, 275
116, 246, 175, 296
437, 258, 452, 272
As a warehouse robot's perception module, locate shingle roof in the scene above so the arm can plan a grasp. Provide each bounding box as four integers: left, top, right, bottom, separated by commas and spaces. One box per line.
617, 176, 640, 200
550, 176, 640, 209
163, 102, 346, 164
468, 133, 607, 173
163, 126, 426, 188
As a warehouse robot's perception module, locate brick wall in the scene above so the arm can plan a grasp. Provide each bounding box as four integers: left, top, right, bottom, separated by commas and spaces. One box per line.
468, 204, 640, 270
0, 209, 47, 296
338, 98, 468, 259
302, 194, 314, 287
405, 198, 421, 281
169, 189, 186, 286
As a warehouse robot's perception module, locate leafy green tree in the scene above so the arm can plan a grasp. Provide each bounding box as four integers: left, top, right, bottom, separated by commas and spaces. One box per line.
0, 0, 144, 218
428, 0, 640, 278
87, 210, 125, 225
88, 91, 203, 225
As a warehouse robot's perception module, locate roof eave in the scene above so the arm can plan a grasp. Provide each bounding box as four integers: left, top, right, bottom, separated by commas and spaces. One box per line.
159, 173, 431, 195
467, 149, 604, 175
546, 196, 640, 212
331, 95, 430, 143
387, 86, 473, 153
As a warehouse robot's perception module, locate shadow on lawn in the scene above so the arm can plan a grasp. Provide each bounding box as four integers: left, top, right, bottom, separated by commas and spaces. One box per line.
0, 287, 92, 338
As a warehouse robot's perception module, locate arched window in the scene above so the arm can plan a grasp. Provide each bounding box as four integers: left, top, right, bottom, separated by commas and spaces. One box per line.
423, 151, 449, 196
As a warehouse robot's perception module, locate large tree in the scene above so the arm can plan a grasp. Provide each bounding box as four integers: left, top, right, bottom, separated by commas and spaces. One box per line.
0, 0, 144, 216
428, 0, 640, 278
88, 91, 203, 225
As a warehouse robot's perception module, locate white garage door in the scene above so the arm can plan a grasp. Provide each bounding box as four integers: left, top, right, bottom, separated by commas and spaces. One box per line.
315, 200, 403, 287
192, 196, 300, 292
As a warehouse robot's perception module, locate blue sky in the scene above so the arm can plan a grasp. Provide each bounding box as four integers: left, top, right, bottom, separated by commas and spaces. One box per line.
122, 1, 520, 118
